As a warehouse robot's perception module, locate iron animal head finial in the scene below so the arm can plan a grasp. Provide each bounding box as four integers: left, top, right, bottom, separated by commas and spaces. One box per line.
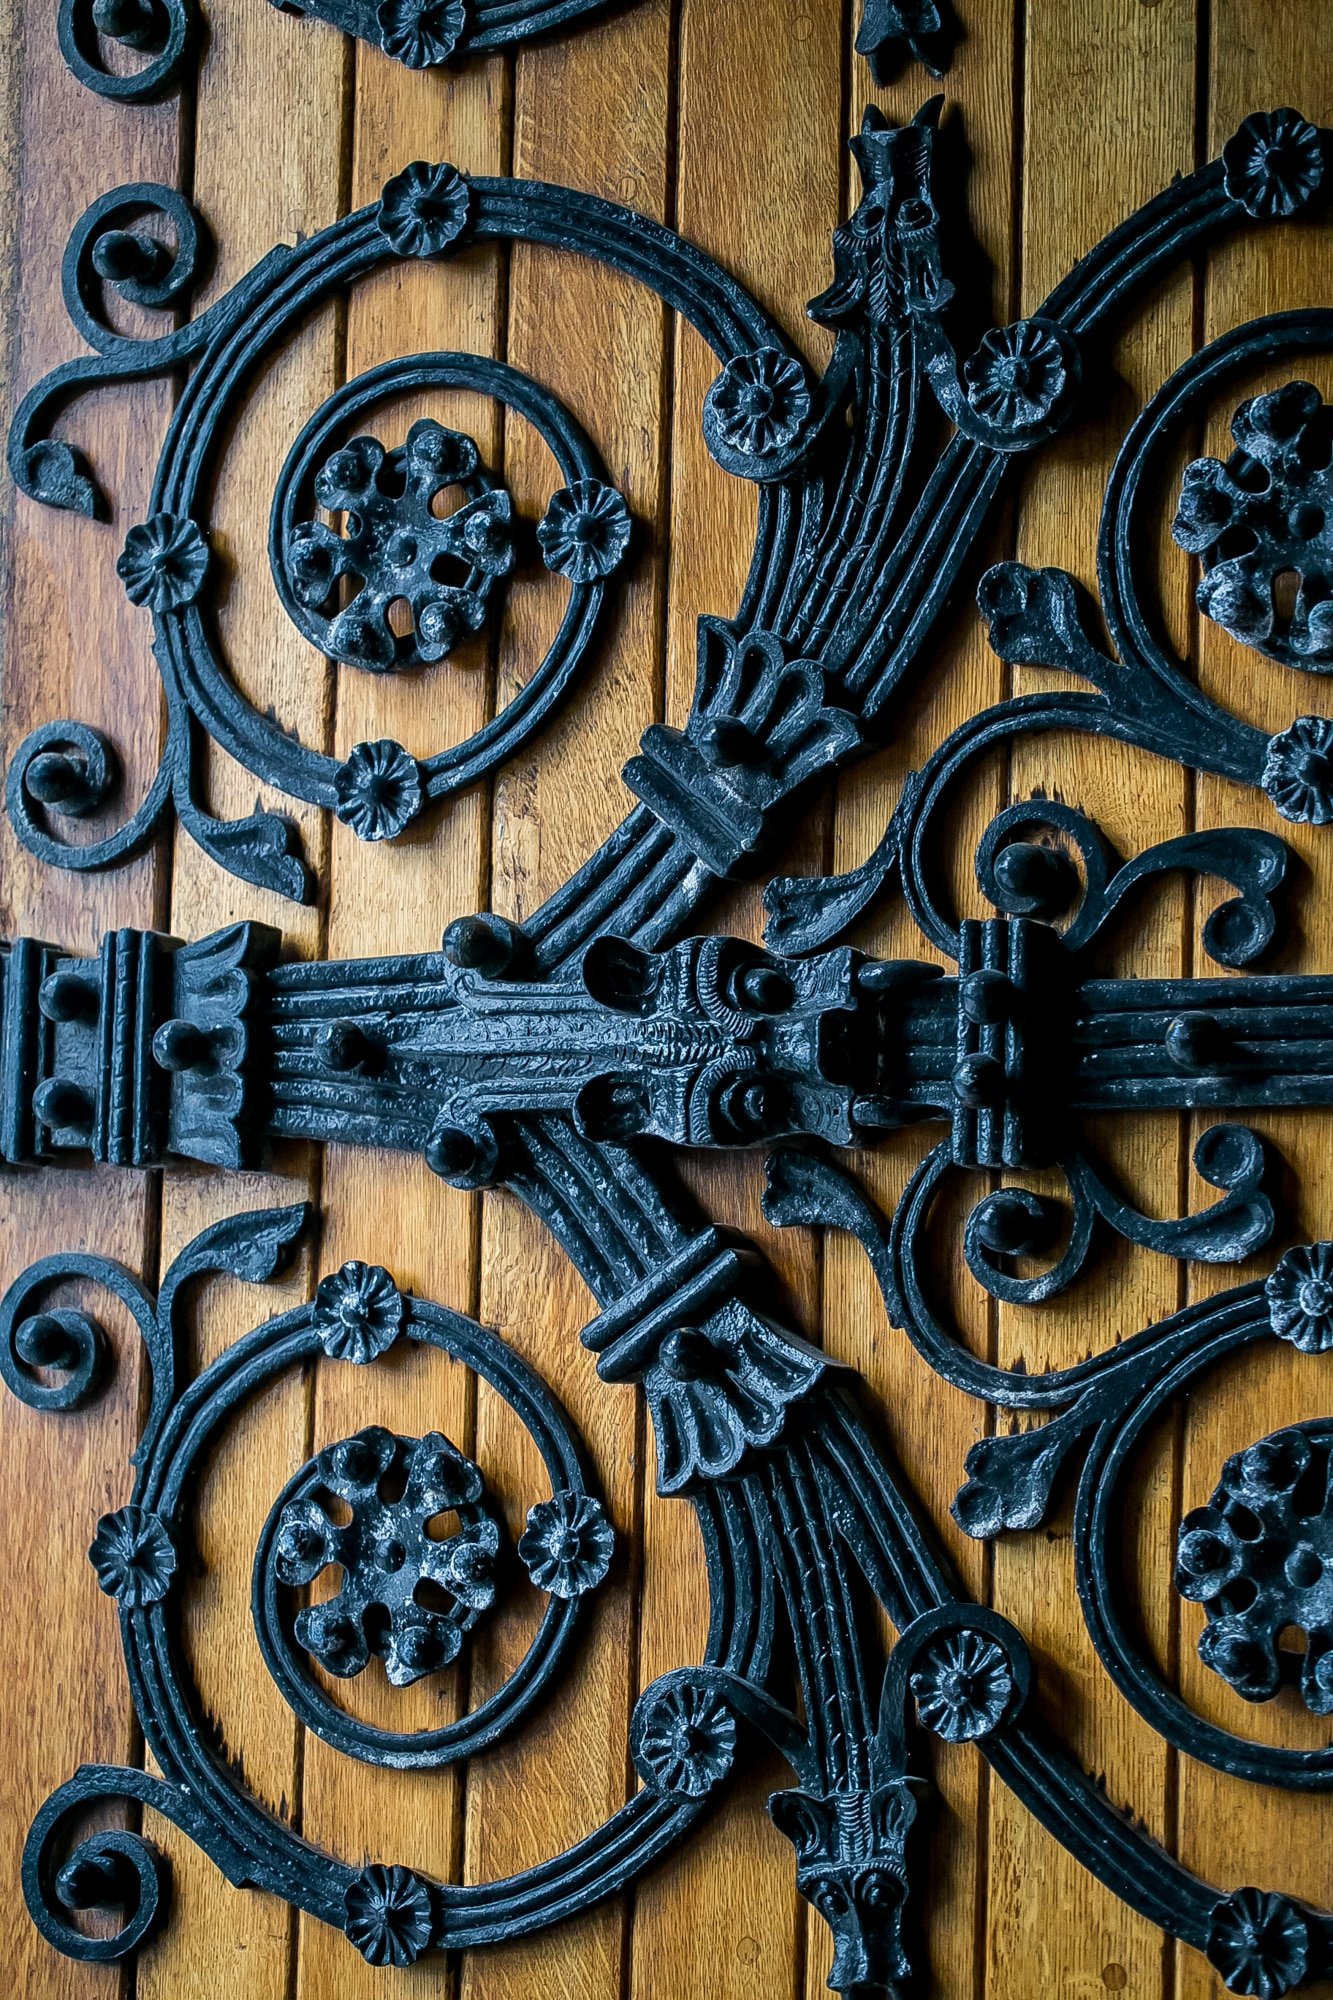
810, 99, 951, 330
769, 1780, 921, 1995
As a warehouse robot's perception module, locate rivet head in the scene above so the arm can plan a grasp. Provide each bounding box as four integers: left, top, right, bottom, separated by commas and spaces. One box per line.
56, 1848, 133, 1910
658, 1329, 714, 1381
91, 228, 170, 283
952, 1054, 1004, 1109
425, 1126, 477, 1179
14, 1313, 80, 1369
440, 913, 525, 979
970, 1190, 1048, 1257
723, 1077, 787, 1136
318, 1021, 370, 1073
32, 1076, 93, 1133
734, 962, 795, 1013
959, 969, 1011, 1025
696, 716, 760, 770
991, 839, 1076, 915
152, 1019, 210, 1073
24, 750, 98, 813
38, 971, 98, 1024
1164, 1014, 1226, 1072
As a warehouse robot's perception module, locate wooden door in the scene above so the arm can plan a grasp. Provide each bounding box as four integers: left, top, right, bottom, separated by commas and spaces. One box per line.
2, 1, 1332, 1994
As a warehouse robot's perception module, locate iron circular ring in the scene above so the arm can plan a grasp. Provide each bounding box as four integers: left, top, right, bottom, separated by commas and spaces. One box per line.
1074, 1289, 1333, 1789
56, 0, 196, 104
251, 1295, 598, 1769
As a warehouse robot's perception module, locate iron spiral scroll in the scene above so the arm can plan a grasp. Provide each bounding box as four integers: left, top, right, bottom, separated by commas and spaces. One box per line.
7, 62, 1333, 2000
54, 0, 948, 107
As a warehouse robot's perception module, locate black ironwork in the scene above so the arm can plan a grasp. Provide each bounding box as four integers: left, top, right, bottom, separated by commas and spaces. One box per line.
1176, 1413, 1333, 1720
16, 107, 1331, 904
12, 1177, 1333, 1990
56, 0, 954, 108
271, 0, 615, 73
10, 179, 641, 899
58, 0, 200, 105
278, 416, 516, 674
3, 1209, 612, 1799
9, 91, 1333, 2000
8, 805, 1333, 1188
56, 0, 635, 102
265, 1422, 503, 1686
1174, 376, 1333, 672
856, 0, 955, 83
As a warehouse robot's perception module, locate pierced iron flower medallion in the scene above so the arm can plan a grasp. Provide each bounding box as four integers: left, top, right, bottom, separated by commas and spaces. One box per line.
1176, 1424, 1333, 1717
279, 417, 514, 673
1173, 382, 1333, 671
268, 1426, 502, 1685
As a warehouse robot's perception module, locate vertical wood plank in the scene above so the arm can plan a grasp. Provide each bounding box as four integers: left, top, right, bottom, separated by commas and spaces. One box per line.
294, 40, 509, 2000
134, 1, 348, 1995
1176, 8, 1333, 1997
821, 2, 1018, 1991
461, 9, 673, 2000
635, 3, 844, 1995
988, 3, 1197, 1996
0, 0, 181, 1992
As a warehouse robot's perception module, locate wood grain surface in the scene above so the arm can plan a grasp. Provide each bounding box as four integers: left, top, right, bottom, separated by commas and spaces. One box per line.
1, 1, 1332, 1995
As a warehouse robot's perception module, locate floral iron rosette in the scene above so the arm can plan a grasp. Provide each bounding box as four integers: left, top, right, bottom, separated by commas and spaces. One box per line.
518, 1491, 614, 1598
1176, 1418, 1333, 1718
281, 417, 514, 673
1173, 380, 1333, 672
274, 1425, 501, 1686
343, 1863, 435, 1967
89, 1505, 177, 1607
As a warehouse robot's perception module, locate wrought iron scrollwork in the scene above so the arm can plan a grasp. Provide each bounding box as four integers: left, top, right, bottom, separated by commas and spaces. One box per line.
56, 0, 636, 101
8, 163, 813, 899
11, 785, 1333, 1981
11, 81, 1333, 2000
57, 0, 199, 104
56, 0, 952, 106
10, 1199, 1333, 1991
13, 105, 1331, 907
5, 1202, 618, 1954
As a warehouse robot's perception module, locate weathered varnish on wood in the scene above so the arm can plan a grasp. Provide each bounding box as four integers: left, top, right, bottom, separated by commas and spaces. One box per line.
2, 0, 1332, 1995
